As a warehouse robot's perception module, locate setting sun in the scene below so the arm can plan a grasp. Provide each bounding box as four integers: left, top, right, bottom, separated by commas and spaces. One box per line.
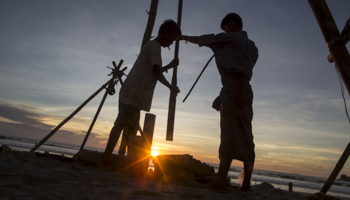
151, 150, 159, 157
151, 146, 161, 157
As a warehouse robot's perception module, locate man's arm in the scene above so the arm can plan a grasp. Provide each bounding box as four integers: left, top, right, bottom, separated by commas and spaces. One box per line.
161, 58, 179, 73
153, 64, 180, 93
181, 35, 199, 44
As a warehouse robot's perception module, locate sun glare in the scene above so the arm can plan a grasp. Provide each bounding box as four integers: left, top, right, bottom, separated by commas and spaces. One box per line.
151, 150, 159, 157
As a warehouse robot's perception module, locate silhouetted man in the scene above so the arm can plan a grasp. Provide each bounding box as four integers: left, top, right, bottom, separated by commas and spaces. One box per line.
99, 19, 181, 169
181, 13, 258, 192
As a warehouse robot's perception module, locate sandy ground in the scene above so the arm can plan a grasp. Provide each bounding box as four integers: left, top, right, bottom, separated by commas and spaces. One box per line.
0, 151, 345, 200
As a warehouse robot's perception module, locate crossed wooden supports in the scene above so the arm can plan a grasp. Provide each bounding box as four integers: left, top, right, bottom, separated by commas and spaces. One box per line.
30, 60, 127, 153
308, 0, 350, 195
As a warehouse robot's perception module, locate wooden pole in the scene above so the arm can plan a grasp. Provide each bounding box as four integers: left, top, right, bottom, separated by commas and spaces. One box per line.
80, 60, 124, 150
308, 0, 350, 194
327, 18, 350, 63
308, 0, 350, 96
320, 142, 350, 194
142, 113, 156, 153
166, 0, 183, 141
127, 135, 143, 175
141, 0, 159, 48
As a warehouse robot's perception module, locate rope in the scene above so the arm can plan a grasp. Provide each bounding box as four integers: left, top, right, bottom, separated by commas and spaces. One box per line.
327, 33, 350, 49
335, 67, 350, 123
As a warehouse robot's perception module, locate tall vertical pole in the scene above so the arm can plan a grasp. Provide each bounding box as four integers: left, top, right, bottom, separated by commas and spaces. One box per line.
308, 0, 350, 96
166, 0, 183, 141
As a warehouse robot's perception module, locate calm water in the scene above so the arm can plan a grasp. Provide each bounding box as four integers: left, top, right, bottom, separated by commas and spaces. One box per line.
1, 135, 349, 199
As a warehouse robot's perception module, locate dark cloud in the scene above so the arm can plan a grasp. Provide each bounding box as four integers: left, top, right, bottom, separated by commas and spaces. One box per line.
0, 103, 107, 148
0, 104, 53, 130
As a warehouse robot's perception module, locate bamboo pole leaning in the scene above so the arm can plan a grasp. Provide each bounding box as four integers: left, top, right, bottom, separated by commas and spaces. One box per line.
308, 0, 350, 195
320, 142, 350, 194
141, 0, 159, 48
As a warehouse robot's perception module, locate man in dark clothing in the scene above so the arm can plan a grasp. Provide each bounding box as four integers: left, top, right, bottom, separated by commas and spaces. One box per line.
181, 13, 258, 192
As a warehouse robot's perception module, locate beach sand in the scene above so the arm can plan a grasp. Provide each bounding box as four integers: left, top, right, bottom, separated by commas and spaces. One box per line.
0, 151, 345, 200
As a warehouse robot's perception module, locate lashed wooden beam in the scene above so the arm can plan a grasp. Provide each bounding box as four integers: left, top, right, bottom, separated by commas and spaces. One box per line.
308, 0, 350, 96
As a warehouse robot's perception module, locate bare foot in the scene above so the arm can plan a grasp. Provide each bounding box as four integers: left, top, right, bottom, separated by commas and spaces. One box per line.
96, 158, 114, 171
238, 186, 252, 192
207, 179, 229, 193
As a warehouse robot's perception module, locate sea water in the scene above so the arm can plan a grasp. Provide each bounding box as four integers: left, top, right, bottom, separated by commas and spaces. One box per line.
1, 136, 349, 199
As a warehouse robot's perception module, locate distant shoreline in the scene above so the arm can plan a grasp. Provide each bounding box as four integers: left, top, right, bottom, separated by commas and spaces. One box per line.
1, 134, 350, 199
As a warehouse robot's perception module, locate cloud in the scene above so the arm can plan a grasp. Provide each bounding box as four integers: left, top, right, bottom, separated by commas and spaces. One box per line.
0, 103, 108, 149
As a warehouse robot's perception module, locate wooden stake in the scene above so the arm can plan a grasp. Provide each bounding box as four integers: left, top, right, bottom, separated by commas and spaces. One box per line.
127, 135, 143, 175
308, 0, 350, 96
142, 113, 156, 153
166, 0, 183, 141
141, 113, 156, 174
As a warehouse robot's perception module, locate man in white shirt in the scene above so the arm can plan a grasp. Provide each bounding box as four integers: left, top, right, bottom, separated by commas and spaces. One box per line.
181, 13, 258, 192
100, 20, 181, 169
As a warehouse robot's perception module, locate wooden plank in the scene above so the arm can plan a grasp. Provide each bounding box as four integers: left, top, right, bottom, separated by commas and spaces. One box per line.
166, 0, 183, 141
